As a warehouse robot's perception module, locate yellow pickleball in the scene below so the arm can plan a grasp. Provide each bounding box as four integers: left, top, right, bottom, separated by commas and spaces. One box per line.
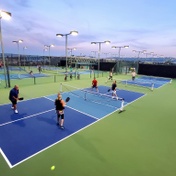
51, 166, 55, 170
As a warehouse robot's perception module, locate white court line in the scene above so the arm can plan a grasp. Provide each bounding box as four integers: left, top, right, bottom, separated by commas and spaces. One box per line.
0, 95, 99, 127
0, 109, 54, 127
10, 92, 147, 168
66, 105, 99, 120
10, 117, 100, 168
0, 148, 12, 168
0, 95, 100, 168
44, 96, 99, 120
1, 92, 146, 168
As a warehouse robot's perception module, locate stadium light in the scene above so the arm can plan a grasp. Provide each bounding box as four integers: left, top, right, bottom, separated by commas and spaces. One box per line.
132, 49, 146, 71
112, 45, 129, 73
91, 51, 97, 58
23, 46, 27, 67
91, 40, 111, 74
56, 30, 78, 71
67, 48, 76, 68
44, 44, 54, 66
132, 50, 146, 59
13, 39, 23, 67
0, 10, 12, 87
112, 45, 129, 58
67, 47, 76, 56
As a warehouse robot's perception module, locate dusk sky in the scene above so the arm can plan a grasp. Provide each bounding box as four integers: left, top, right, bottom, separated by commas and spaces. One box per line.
1, 0, 176, 58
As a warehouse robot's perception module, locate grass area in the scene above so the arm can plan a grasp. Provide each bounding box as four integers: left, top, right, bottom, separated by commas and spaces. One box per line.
0, 73, 176, 176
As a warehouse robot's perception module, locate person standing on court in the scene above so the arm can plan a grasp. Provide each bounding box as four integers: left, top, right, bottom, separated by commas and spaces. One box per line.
111, 80, 124, 111
111, 80, 124, 100
92, 77, 99, 92
108, 71, 113, 80
111, 80, 118, 99
64, 71, 68, 81
55, 93, 66, 129
131, 69, 136, 81
9, 85, 19, 114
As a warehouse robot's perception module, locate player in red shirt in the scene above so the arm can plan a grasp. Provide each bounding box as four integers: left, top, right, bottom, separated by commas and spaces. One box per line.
92, 77, 99, 92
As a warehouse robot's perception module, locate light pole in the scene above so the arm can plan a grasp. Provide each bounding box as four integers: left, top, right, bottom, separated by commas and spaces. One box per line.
13, 39, 23, 67
152, 53, 157, 63
91, 40, 111, 74
91, 51, 97, 58
103, 52, 111, 58
43, 48, 48, 67
0, 10, 12, 88
112, 45, 129, 59
112, 45, 129, 73
68, 47, 76, 68
56, 30, 78, 71
132, 50, 146, 60
67, 47, 76, 56
132, 50, 146, 72
142, 51, 154, 62
44, 44, 54, 66
23, 46, 27, 67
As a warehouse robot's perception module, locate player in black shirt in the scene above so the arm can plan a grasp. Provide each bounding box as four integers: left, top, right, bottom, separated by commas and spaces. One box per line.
111, 80, 124, 101
55, 93, 66, 129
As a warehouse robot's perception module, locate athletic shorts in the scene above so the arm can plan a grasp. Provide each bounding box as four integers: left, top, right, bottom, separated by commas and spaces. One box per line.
10, 99, 17, 105
57, 110, 64, 119
112, 90, 116, 94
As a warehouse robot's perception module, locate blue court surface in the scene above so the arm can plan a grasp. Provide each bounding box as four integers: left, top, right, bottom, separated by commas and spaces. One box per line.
0, 86, 145, 168
122, 76, 171, 89
0, 73, 49, 80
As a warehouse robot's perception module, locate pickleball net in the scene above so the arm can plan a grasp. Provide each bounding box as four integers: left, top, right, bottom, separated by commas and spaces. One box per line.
106, 78, 154, 91
60, 83, 124, 110
123, 79, 154, 90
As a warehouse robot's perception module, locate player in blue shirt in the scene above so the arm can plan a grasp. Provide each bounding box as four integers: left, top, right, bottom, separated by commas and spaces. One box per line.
9, 85, 19, 114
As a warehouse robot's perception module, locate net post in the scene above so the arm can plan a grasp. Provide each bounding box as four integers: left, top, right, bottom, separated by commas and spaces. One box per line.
84, 91, 87, 100
34, 77, 36, 85
151, 83, 154, 91
18, 73, 21, 79
120, 99, 124, 111
54, 75, 56, 82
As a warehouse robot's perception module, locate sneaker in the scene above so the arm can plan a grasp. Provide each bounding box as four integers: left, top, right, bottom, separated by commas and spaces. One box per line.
15, 109, 18, 114
56, 122, 60, 126
60, 126, 65, 130
11, 106, 14, 109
